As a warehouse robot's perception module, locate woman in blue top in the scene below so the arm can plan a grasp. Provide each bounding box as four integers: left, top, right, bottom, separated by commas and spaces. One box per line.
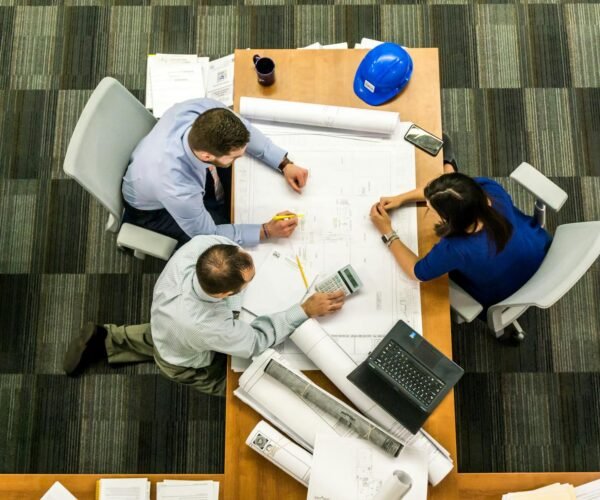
370, 160, 551, 336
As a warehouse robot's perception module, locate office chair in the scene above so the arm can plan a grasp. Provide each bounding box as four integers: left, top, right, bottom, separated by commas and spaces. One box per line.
63, 77, 177, 261
449, 162, 600, 340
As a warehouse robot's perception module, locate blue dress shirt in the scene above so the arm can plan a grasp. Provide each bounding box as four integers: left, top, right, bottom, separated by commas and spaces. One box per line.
122, 98, 288, 246
414, 178, 551, 308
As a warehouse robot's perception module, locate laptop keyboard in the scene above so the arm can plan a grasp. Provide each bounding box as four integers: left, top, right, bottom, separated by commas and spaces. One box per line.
371, 340, 445, 408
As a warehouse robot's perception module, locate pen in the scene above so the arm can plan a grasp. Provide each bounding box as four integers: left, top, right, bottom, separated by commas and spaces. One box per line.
272, 213, 304, 221
295, 255, 309, 289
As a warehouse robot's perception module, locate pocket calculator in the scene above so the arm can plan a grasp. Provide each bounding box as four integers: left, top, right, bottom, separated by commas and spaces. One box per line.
315, 265, 363, 296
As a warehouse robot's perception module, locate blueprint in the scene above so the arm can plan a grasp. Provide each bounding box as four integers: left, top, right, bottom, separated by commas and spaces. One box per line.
234, 105, 422, 366
307, 435, 428, 500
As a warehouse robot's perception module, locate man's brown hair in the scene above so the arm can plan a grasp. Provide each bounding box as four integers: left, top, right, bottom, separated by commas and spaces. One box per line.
196, 244, 254, 295
188, 108, 250, 157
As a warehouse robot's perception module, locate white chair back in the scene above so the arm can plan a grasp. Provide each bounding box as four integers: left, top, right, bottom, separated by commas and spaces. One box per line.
488, 221, 600, 332
63, 77, 156, 230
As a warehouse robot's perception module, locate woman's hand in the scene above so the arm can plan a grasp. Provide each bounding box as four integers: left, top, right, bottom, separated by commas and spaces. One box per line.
369, 203, 393, 235
379, 194, 405, 211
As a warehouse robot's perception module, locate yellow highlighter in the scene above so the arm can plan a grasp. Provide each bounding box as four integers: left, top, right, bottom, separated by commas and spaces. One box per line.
272, 213, 305, 221
295, 255, 309, 289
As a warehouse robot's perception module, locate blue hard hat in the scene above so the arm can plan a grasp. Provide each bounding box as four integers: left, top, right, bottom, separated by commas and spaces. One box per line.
354, 43, 413, 106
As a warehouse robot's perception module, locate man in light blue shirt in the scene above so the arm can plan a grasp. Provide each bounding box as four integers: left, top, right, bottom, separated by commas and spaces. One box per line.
63, 235, 345, 396
122, 98, 309, 247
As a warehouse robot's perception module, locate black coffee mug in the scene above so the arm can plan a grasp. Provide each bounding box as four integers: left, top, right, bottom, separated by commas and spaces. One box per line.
253, 54, 276, 86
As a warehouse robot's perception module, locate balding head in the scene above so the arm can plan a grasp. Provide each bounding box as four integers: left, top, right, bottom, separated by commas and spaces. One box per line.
196, 244, 255, 296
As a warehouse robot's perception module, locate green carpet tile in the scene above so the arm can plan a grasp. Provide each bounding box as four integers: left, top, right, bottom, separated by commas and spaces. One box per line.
0, 0, 599, 474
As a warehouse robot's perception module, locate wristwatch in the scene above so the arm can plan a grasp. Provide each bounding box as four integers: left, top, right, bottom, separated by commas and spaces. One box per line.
381, 230, 399, 247
278, 155, 292, 173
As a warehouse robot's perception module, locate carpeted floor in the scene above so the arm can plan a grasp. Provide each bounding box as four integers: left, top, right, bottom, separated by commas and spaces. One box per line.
0, 0, 598, 474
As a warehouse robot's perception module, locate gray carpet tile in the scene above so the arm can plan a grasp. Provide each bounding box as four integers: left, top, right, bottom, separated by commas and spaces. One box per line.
0, 0, 599, 475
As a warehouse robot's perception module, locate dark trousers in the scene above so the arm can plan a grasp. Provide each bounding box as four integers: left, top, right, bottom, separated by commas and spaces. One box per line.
122, 167, 232, 246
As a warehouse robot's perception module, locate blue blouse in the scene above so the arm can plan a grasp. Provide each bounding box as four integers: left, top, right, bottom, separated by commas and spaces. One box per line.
414, 178, 551, 308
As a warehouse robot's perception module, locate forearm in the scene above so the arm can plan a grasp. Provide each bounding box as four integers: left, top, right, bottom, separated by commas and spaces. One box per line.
387, 238, 419, 281
398, 186, 426, 204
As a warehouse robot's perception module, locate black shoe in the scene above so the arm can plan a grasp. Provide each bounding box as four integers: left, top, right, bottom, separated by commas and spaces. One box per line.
63, 322, 108, 375
442, 133, 459, 172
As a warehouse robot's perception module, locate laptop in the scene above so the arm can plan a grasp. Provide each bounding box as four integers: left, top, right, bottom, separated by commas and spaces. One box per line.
347, 320, 464, 434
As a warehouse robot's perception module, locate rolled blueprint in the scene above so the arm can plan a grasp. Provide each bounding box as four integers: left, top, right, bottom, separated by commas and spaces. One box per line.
264, 359, 403, 457
289, 319, 454, 486
372, 470, 413, 500
246, 420, 312, 486
236, 350, 401, 459
239, 97, 399, 135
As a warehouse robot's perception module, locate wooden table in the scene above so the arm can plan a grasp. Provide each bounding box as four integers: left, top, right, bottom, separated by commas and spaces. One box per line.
1, 48, 598, 500
222, 48, 600, 500
224, 47, 456, 500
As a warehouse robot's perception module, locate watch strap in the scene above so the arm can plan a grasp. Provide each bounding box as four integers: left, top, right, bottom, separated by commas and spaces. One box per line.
278, 155, 292, 173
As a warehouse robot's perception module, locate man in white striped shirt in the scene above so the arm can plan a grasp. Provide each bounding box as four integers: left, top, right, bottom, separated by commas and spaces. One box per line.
63, 235, 345, 396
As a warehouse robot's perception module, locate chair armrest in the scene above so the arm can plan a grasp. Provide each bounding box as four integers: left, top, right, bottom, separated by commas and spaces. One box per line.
117, 223, 178, 261
510, 162, 568, 212
449, 280, 483, 323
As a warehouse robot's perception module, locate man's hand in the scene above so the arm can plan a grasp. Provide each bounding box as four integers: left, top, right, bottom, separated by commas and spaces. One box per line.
283, 163, 309, 194
301, 291, 345, 318
262, 211, 299, 239
369, 202, 393, 235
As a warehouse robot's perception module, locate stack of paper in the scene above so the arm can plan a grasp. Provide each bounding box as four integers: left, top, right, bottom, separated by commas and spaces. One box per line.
146, 53, 234, 117
96, 478, 150, 500
576, 478, 600, 499
146, 54, 208, 118
502, 483, 576, 500
157, 480, 220, 499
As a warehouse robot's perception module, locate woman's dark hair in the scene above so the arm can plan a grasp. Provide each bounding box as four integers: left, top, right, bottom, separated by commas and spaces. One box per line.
424, 173, 513, 254
196, 244, 254, 295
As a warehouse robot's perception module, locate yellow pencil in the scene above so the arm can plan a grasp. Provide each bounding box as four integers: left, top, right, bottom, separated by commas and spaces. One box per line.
272, 213, 305, 221
295, 255, 309, 289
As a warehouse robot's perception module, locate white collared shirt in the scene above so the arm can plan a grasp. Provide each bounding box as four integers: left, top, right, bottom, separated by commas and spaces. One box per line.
151, 235, 308, 368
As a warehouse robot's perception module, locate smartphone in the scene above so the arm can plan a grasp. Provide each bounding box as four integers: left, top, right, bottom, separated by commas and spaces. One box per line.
404, 124, 444, 156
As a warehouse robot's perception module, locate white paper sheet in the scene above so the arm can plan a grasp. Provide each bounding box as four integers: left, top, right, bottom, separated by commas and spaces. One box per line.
358, 38, 385, 49
206, 54, 234, 107
576, 478, 600, 499
300, 42, 322, 49
290, 319, 454, 486
146, 54, 208, 114
308, 435, 428, 500
234, 108, 421, 366
322, 42, 349, 49
502, 483, 576, 500
240, 97, 399, 135
246, 420, 313, 486
151, 59, 207, 118
242, 249, 312, 316
41, 482, 77, 500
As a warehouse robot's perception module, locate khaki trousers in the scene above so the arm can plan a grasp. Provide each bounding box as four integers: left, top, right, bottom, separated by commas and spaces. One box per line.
104, 323, 227, 397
